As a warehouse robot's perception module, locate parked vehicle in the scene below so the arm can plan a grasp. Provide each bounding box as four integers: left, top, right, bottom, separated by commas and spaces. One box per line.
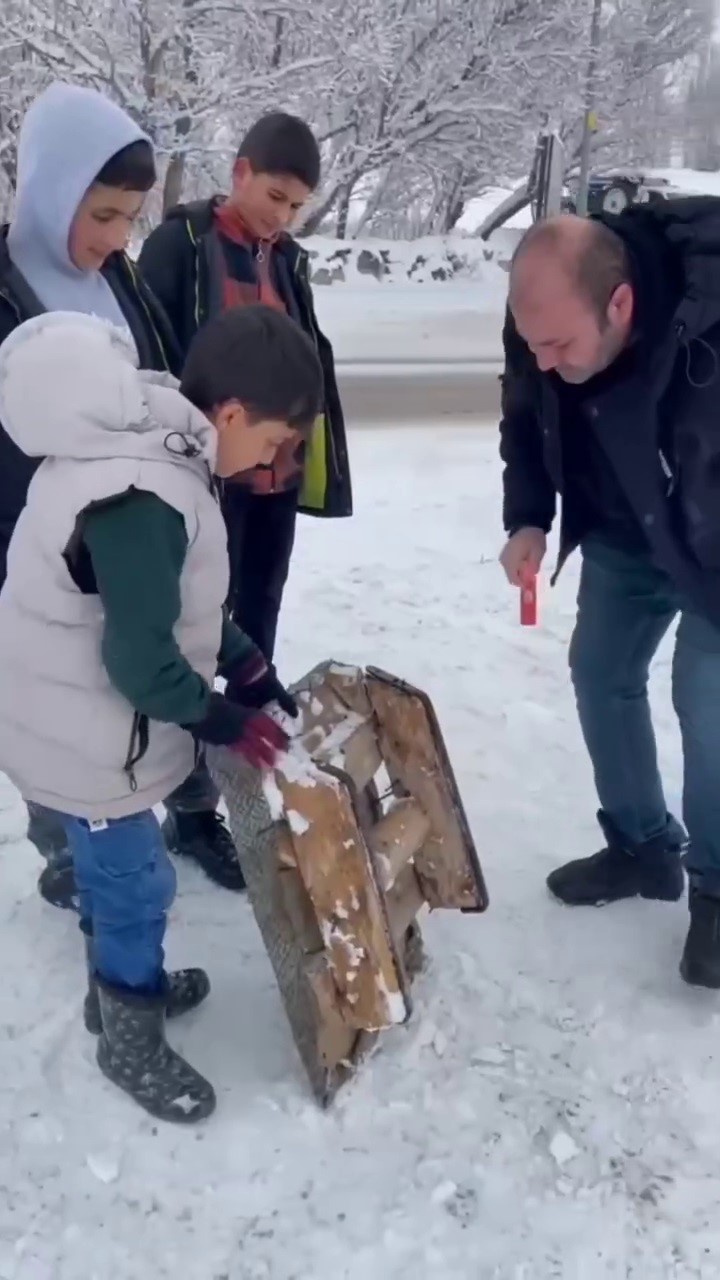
563, 170, 673, 215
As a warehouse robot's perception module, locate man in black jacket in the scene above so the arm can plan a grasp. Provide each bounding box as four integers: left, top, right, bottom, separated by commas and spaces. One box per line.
499, 203, 720, 989
138, 111, 352, 878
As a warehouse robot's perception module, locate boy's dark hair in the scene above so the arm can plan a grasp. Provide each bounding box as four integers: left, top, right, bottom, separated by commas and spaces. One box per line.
237, 112, 321, 191
180, 304, 323, 431
95, 140, 156, 193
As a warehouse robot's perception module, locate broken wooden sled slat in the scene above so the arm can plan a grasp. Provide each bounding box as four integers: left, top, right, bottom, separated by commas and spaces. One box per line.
208, 750, 353, 1105
369, 797, 432, 891
386, 862, 427, 942
280, 771, 408, 1033
305, 954, 359, 1065
366, 668, 488, 913
277, 866, 324, 953
332, 718, 384, 793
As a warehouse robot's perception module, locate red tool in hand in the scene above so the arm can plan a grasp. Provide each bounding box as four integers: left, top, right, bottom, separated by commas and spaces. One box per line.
520, 572, 538, 626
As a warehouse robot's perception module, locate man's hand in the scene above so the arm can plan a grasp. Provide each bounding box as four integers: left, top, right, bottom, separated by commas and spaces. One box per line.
500, 527, 547, 586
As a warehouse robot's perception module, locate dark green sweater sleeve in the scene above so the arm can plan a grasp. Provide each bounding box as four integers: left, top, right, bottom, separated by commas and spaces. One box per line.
82, 489, 212, 725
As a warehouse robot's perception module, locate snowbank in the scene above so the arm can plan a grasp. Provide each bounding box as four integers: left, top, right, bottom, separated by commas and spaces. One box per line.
306, 231, 513, 364
457, 185, 533, 235
305, 228, 518, 289
647, 167, 720, 198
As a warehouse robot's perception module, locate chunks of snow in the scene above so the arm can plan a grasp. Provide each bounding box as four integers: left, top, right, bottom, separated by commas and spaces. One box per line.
85, 1152, 120, 1184
286, 809, 310, 836
549, 1132, 580, 1167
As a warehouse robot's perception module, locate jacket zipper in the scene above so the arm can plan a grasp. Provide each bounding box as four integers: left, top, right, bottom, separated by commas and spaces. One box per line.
186, 220, 203, 328
123, 712, 150, 793
658, 447, 676, 494
125, 258, 171, 372
254, 241, 280, 490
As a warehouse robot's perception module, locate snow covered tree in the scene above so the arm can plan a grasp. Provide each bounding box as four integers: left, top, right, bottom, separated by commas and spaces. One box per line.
0, 0, 332, 213
560, 0, 714, 175
683, 45, 720, 171
0, 0, 712, 231
299, 0, 588, 235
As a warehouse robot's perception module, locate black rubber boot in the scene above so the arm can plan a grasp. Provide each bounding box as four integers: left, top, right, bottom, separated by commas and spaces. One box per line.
37, 860, 79, 912
680, 891, 720, 988
27, 802, 69, 859
96, 980, 216, 1123
84, 940, 211, 1034
27, 803, 80, 912
162, 809, 245, 892
547, 811, 685, 906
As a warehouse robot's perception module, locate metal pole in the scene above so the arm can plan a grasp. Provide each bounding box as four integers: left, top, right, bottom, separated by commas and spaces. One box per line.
576, 0, 602, 218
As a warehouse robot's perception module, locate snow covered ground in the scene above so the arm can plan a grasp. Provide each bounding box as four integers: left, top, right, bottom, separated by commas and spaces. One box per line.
3, 424, 716, 1280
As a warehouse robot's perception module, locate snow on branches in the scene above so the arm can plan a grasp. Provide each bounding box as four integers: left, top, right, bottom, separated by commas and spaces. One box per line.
0, 0, 712, 229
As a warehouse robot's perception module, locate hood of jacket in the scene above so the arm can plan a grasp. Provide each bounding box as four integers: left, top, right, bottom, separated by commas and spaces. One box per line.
603, 197, 720, 342
0, 311, 216, 467
6, 83, 149, 325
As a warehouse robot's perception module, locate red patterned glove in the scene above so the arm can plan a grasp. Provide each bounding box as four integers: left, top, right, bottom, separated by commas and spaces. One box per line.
229, 710, 289, 770
184, 692, 289, 770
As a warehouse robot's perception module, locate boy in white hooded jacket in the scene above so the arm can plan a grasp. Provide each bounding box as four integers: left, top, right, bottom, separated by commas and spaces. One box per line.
0, 301, 322, 1123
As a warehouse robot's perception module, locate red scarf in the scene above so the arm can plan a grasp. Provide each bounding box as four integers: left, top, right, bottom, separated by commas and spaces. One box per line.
212, 201, 301, 494
213, 202, 286, 314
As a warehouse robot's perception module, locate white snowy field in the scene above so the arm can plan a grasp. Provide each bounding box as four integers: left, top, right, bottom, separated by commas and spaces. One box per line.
3, 424, 717, 1280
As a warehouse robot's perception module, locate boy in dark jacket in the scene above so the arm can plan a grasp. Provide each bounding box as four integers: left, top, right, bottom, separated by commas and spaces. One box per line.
138, 112, 352, 654
139, 112, 352, 889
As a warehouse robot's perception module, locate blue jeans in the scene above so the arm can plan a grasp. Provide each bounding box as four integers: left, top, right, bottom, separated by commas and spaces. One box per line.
570, 539, 720, 894
59, 810, 176, 993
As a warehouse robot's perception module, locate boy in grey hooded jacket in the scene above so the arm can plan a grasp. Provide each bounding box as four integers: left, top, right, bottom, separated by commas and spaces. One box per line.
0, 302, 322, 1123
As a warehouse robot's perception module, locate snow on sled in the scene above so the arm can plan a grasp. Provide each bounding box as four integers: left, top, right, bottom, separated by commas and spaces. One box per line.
209, 661, 488, 1106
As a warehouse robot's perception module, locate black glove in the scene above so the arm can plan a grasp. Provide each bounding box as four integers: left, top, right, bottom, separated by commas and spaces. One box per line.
226, 656, 298, 719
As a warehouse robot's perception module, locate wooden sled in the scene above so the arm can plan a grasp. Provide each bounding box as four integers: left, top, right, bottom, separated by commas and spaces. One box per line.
209, 662, 488, 1106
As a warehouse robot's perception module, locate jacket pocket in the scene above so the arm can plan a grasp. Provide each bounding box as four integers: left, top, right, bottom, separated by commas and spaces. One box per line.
123, 712, 150, 793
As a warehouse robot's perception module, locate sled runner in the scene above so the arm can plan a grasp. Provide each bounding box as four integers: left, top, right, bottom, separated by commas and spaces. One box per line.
210, 662, 488, 1106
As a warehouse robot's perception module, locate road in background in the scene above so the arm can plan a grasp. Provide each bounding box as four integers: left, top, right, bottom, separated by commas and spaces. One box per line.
337, 360, 502, 422
316, 285, 505, 422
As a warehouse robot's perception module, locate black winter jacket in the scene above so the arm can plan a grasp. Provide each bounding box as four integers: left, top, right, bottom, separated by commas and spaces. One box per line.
0, 234, 181, 586
137, 198, 352, 519
500, 198, 720, 627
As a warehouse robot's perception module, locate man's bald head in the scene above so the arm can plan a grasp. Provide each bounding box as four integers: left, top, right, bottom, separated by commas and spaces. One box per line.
510, 215, 630, 319
508, 215, 634, 384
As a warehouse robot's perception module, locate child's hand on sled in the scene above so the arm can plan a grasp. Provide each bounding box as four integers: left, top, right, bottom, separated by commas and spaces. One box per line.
229, 709, 289, 770
226, 649, 298, 719
185, 692, 290, 769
